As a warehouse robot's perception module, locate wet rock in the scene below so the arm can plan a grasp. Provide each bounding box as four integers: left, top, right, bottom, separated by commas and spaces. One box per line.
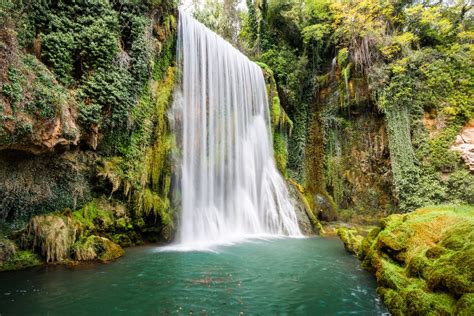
287, 179, 319, 235
0, 238, 42, 271
337, 227, 363, 255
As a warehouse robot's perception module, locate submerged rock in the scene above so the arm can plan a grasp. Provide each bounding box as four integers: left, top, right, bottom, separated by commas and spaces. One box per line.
351, 205, 474, 315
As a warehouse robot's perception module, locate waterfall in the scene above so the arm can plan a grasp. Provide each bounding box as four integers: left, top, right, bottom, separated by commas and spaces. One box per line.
172, 10, 302, 248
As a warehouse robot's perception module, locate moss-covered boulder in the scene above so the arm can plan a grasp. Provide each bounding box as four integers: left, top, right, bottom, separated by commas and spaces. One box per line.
18, 202, 128, 265
0, 238, 42, 271
22, 213, 83, 263
357, 205, 474, 315
72, 235, 124, 262
337, 227, 364, 255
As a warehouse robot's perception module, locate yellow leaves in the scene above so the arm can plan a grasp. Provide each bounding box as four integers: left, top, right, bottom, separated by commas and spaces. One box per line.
380, 32, 418, 60
390, 58, 408, 75
394, 32, 418, 47
406, 4, 453, 39
380, 45, 401, 60
458, 30, 474, 43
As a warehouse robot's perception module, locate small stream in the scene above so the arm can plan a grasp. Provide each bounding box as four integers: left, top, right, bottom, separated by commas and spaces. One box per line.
0, 237, 387, 315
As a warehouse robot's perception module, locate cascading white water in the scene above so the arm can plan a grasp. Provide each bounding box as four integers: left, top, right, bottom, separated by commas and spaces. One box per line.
172, 10, 302, 247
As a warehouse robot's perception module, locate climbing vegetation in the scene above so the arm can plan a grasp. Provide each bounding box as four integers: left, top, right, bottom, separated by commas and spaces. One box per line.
97, 66, 176, 228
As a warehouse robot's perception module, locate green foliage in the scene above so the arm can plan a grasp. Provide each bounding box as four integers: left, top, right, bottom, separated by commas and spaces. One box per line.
0, 237, 42, 271
426, 124, 462, 172
193, 0, 242, 45
97, 66, 176, 227
78, 102, 102, 127
302, 23, 331, 44
371, 19, 473, 211
405, 4, 454, 46
13, 0, 176, 152
2, 68, 25, 113
25, 87, 60, 120
444, 169, 474, 205
40, 32, 75, 85
80, 66, 134, 129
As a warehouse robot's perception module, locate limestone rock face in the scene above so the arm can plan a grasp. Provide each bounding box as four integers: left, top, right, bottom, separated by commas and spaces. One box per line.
451, 120, 474, 172
0, 150, 94, 221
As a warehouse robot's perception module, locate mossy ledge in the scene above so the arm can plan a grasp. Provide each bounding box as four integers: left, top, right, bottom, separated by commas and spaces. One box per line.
338, 205, 474, 315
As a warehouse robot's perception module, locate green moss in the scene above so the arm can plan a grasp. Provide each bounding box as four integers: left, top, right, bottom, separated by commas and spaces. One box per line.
97, 66, 177, 230
376, 258, 410, 291
257, 61, 293, 177
23, 214, 83, 263
457, 294, 474, 316
405, 289, 456, 315
0, 250, 42, 271
111, 234, 133, 248
357, 206, 474, 315
337, 227, 363, 255
405, 252, 429, 278
273, 133, 289, 176
72, 235, 124, 262
378, 288, 406, 316
72, 199, 117, 232
0, 239, 42, 271
359, 227, 381, 260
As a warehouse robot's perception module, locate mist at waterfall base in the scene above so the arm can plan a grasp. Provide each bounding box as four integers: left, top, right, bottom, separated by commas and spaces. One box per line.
171, 10, 302, 249
0, 238, 388, 314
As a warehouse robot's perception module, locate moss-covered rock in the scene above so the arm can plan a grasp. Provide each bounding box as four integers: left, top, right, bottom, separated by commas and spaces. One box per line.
72, 198, 130, 233
356, 205, 474, 315
457, 293, 474, 316
72, 235, 124, 262
0, 238, 42, 271
22, 213, 83, 263
287, 178, 322, 235
337, 227, 363, 255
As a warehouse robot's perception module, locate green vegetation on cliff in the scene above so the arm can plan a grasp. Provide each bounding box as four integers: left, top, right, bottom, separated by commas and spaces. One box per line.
0, 0, 178, 269
195, 0, 473, 217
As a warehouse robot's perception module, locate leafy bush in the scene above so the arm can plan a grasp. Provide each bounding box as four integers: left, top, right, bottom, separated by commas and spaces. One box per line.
2, 68, 25, 113
41, 32, 75, 85
77, 14, 119, 72
80, 66, 134, 129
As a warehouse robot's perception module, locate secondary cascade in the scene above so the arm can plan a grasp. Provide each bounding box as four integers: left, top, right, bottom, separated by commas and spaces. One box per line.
172, 10, 302, 247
